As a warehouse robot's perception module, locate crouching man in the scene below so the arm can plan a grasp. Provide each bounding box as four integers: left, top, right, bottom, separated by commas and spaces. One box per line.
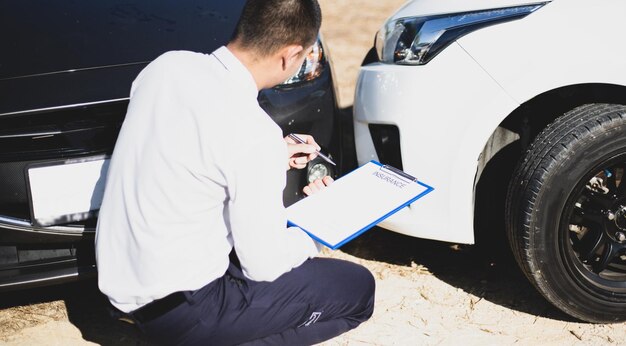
95, 0, 375, 344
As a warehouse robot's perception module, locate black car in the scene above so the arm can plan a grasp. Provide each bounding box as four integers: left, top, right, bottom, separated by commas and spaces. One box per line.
0, 1, 350, 290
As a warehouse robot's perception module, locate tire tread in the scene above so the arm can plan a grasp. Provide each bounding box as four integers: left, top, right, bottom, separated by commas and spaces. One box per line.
505, 103, 626, 322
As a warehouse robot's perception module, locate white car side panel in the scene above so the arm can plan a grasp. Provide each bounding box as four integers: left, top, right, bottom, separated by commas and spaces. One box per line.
356, 0, 626, 244
355, 43, 519, 244
458, 0, 626, 104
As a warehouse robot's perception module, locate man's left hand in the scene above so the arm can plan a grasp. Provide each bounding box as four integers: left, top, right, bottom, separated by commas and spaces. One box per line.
303, 176, 334, 196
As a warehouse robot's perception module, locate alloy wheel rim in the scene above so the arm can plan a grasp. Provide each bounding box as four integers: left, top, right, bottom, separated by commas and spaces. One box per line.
561, 153, 626, 294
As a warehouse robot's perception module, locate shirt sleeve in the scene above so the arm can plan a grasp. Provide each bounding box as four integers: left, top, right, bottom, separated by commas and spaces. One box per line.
225, 135, 320, 282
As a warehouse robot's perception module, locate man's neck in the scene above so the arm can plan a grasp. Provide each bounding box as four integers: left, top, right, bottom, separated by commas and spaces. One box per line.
226, 43, 273, 91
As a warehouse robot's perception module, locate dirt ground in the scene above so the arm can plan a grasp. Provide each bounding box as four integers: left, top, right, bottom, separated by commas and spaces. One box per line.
1, 1, 625, 345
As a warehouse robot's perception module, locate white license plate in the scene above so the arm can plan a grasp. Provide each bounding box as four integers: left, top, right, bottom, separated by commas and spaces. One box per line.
27, 156, 110, 227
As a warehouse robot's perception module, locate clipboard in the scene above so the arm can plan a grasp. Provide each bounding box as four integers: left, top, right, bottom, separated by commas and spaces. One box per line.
286, 161, 434, 249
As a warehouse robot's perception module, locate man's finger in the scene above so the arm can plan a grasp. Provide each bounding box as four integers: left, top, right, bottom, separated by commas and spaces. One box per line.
289, 160, 305, 169
313, 179, 325, 189
303, 185, 313, 196
293, 156, 309, 165
308, 182, 320, 193
303, 136, 321, 151
288, 143, 317, 156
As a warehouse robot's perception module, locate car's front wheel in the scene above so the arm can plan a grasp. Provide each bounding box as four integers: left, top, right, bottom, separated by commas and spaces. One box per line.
506, 104, 626, 323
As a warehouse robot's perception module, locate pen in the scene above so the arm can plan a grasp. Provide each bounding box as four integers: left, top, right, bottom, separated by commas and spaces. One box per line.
288, 133, 336, 166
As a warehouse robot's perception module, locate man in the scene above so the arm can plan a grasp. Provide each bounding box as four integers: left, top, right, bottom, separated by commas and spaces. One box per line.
95, 0, 375, 344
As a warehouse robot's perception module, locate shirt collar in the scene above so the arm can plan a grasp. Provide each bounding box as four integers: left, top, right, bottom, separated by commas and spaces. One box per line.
212, 46, 259, 100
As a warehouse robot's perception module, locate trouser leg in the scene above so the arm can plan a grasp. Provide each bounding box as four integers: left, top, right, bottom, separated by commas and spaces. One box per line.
232, 257, 376, 346
140, 257, 375, 345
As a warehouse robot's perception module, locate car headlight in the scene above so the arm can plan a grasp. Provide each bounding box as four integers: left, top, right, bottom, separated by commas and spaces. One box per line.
281, 38, 325, 85
376, 3, 547, 65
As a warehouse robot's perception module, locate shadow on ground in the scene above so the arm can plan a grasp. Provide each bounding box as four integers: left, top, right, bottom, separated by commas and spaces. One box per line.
0, 280, 146, 345
63, 281, 146, 345
341, 227, 574, 322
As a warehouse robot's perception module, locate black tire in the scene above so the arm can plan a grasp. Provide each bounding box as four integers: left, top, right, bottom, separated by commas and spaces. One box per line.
506, 104, 626, 323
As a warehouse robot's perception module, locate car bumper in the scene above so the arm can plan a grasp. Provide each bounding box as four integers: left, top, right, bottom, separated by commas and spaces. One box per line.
354, 42, 518, 244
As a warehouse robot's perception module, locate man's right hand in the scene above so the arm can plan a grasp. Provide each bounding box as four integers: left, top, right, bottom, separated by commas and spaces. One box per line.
285, 134, 320, 170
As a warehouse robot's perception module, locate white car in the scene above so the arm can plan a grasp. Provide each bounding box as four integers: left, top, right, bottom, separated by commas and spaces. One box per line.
354, 0, 626, 322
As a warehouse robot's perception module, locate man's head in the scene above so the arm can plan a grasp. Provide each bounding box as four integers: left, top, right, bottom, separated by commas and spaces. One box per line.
228, 0, 322, 89
232, 0, 322, 57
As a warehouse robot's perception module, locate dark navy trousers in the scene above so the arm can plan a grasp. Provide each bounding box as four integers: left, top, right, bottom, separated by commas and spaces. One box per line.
135, 258, 376, 345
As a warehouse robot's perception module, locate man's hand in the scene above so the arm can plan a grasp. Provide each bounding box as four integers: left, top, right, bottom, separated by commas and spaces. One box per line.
303, 176, 334, 196
285, 134, 320, 170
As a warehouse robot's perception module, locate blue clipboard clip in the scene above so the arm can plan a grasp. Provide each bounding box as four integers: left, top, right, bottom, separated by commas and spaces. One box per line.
380, 164, 418, 183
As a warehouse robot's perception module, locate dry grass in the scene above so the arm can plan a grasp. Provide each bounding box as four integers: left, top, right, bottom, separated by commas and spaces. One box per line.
0, 301, 67, 342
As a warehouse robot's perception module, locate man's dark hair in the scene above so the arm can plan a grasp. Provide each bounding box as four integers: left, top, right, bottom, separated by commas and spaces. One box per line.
231, 0, 322, 56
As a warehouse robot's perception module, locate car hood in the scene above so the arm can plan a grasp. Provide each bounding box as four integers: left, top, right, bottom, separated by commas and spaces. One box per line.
390, 0, 551, 19
0, 1, 243, 80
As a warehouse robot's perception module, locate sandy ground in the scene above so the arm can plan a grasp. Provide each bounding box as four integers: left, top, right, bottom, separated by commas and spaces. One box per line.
1, 1, 625, 345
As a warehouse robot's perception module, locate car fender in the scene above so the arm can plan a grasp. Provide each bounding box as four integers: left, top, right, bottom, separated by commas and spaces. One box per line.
457, 0, 626, 105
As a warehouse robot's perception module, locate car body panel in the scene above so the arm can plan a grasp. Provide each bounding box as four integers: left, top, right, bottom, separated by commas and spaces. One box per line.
458, 0, 626, 105
355, 0, 626, 244
0, 1, 243, 79
0, 65, 142, 116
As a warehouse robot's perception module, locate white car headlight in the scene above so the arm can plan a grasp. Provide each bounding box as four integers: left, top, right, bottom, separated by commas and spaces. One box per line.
376, 3, 547, 65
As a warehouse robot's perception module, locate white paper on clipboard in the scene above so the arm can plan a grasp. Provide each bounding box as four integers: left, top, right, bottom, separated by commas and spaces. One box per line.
286, 161, 434, 249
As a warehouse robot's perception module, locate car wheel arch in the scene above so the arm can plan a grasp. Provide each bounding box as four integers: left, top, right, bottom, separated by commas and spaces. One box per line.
473, 83, 626, 247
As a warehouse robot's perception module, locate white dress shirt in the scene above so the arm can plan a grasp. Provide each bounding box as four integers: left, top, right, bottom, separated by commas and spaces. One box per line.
95, 47, 320, 313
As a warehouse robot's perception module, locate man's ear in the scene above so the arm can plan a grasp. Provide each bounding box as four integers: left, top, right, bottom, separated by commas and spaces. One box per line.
280, 44, 305, 71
